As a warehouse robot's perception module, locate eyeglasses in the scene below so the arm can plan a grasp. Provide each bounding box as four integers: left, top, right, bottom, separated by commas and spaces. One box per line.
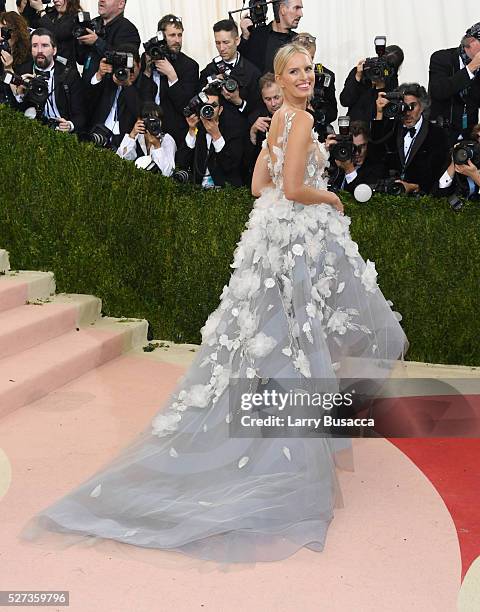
293, 35, 316, 45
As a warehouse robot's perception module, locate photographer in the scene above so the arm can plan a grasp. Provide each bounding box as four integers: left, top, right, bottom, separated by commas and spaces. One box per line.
75, 0, 140, 85
26, 0, 83, 65
437, 124, 480, 200
0, 11, 31, 71
326, 120, 385, 193
12, 27, 85, 132
138, 14, 199, 148
86, 43, 142, 149
116, 101, 176, 177
176, 85, 243, 187
340, 44, 404, 123
429, 22, 480, 145
372, 83, 450, 195
244, 71, 283, 183
199, 19, 261, 139
238, 0, 302, 74
293, 31, 337, 139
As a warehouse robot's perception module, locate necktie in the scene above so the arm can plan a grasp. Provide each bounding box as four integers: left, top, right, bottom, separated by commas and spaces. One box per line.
402, 126, 416, 138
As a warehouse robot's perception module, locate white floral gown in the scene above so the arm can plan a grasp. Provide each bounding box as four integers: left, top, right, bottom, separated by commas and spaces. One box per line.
25, 112, 407, 563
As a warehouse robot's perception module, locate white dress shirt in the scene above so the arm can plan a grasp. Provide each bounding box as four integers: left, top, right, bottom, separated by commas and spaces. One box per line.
185, 130, 225, 188
117, 132, 177, 177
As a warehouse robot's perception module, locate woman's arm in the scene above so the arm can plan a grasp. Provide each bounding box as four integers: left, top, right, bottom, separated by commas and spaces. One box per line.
251, 147, 273, 197
283, 111, 343, 211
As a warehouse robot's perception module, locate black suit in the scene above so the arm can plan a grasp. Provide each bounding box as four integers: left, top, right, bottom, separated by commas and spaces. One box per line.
429, 47, 480, 144
340, 67, 399, 123
137, 52, 199, 147
238, 22, 295, 74
176, 122, 243, 187
370, 117, 450, 194
76, 13, 140, 84
243, 102, 272, 185
199, 54, 261, 138
88, 77, 142, 148
15, 60, 86, 132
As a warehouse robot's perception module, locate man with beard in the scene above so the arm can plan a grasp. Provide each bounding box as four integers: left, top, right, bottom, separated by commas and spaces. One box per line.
238, 0, 303, 74
138, 14, 199, 148
12, 28, 85, 132
76, 0, 140, 84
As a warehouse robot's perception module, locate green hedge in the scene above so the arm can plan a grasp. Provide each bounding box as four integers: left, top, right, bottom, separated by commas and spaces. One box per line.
0, 106, 479, 365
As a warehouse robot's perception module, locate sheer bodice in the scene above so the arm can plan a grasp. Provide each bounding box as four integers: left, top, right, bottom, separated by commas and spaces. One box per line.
264, 110, 330, 192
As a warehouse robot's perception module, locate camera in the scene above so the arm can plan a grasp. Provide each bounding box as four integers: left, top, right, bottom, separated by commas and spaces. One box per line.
330, 116, 355, 162
142, 114, 163, 138
452, 140, 480, 166
25, 74, 50, 108
247, 0, 269, 27
372, 177, 406, 196
104, 50, 134, 83
183, 91, 217, 119
0, 27, 12, 53
41, 116, 59, 130
382, 92, 415, 120
172, 169, 191, 184
310, 65, 332, 133
207, 75, 238, 94
363, 35, 396, 82
72, 12, 105, 39
143, 34, 177, 63
80, 123, 114, 148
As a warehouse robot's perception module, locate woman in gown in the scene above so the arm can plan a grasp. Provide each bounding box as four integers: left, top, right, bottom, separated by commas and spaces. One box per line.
23, 44, 408, 563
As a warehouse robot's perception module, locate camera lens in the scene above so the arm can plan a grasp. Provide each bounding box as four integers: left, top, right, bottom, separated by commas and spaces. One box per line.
200, 104, 215, 119
223, 79, 238, 93
115, 68, 129, 82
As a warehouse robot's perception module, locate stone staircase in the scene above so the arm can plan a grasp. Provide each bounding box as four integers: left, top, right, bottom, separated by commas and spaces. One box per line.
0, 249, 148, 418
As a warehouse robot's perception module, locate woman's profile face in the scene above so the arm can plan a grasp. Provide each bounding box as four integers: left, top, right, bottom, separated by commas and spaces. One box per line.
278, 52, 315, 101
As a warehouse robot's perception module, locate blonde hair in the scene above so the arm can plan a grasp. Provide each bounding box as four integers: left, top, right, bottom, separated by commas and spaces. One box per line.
273, 43, 312, 77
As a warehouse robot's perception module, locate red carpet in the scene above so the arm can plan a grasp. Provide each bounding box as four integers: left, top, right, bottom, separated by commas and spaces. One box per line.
390, 437, 480, 579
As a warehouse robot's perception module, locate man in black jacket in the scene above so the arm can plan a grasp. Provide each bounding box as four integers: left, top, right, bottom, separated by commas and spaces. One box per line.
428, 22, 480, 145
372, 83, 450, 195
326, 121, 385, 193
138, 14, 199, 148
13, 28, 86, 133
340, 45, 404, 124
76, 0, 140, 84
238, 0, 303, 74
176, 87, 243, 188
87, 43, 142, 149
244, 72, 283, 184
200, 19, 261, 142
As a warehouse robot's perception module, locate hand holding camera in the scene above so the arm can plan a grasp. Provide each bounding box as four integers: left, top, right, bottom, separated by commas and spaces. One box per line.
153, 57, 177, 81
96, 58, 113, 81
0, 49, 13, 72
354, 59, 365, 82
202, 115, 221, 141
186, 113, 200, 134
375, 91, 389, 118
239, 15, 254, 39
130, 118, 146, 139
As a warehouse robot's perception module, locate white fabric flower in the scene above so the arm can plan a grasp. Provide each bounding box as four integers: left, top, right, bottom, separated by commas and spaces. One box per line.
264, 277, 275, 289
219, 334, 229, 347
231, 246, 245, 269
200, 310, 222, 344
238, 456, 249, 469
267, 245, 283, 274
282, 347, 293, 357
246, 332, 277, 358
293, 350, 311, 377
292, 244, 304, 256
152, 411, 182, 436
90, 484, 102, 498
361, 260, 378, 292
238, 309, 257, 340
303, 321, 314, 343
184, 384, 211, 408
328, 216, 344, 235
246, 367, 256, 379
337, 281, 346, 294
344, 240, 359, 258
230, 269, 261, 300
306, 302, 317, 318
327, 311, 349, 335
316, 277, 332, 298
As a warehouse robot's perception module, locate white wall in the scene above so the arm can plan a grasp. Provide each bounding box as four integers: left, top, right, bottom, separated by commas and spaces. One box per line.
5, 0, 480, 112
